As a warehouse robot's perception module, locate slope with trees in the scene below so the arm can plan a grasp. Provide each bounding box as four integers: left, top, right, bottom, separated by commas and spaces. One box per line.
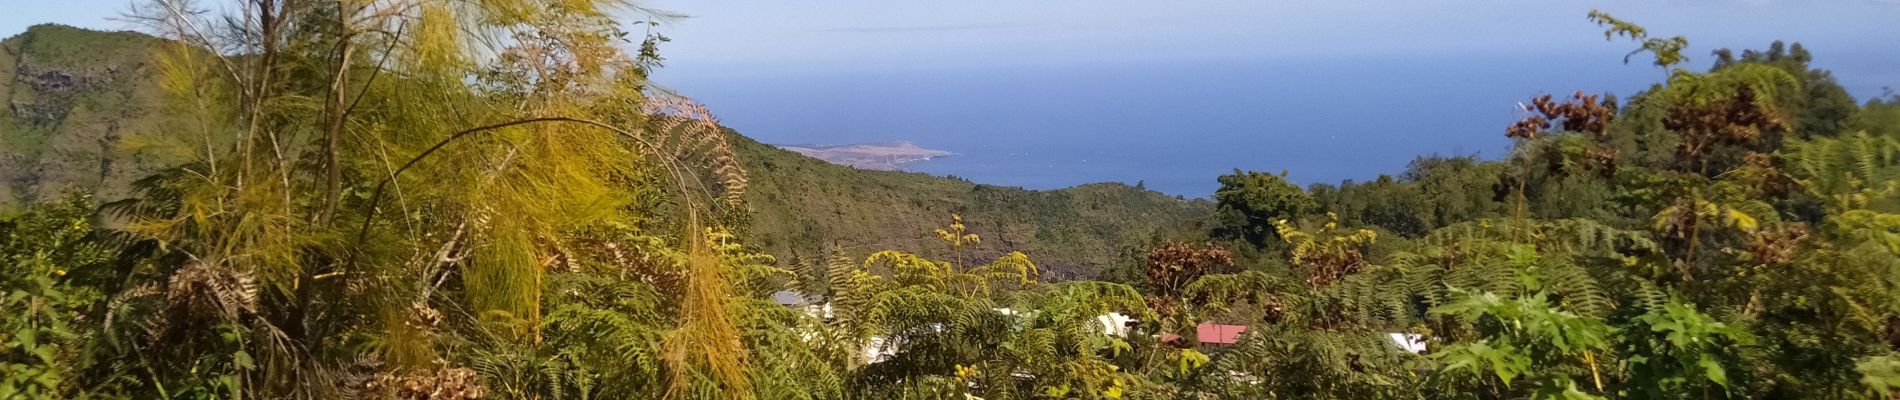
3, 4, 1900, 400
0, 24, 1209, 279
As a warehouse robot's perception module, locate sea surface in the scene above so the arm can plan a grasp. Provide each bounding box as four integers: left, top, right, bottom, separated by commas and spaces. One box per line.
661, 54, 1894, 198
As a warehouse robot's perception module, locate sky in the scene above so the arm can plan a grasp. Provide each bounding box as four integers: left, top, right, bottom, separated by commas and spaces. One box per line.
7, 1, 1899, 196
636, 0, 1898, 81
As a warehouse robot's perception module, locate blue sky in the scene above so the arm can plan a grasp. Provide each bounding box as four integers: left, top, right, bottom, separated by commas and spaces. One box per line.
8, 1, 1899, 196
637, 1, 1899, 84
13, 1, 1893, 89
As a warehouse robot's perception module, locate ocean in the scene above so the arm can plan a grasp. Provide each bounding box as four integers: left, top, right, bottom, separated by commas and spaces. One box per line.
661, 53, 1891, 198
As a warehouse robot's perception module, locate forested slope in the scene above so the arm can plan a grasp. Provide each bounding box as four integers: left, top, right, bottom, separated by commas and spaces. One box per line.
0, 25, 1208, 277
734, 132, 1207, 278
10, 5, 1900, 399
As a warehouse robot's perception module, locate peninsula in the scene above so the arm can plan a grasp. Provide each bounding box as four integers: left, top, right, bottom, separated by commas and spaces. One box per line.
776, 141, 954, 171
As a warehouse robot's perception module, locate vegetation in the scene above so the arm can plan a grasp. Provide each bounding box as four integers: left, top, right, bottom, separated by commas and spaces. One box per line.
734, 134, 1209, 279
0, 22, 1208, 278
1, 25, 188, 207
1, 3, 1899, 399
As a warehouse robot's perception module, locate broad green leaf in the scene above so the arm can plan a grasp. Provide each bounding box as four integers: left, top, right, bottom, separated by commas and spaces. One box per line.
1700, 354, 1729, 388
234, 351, 256, 370
13, 329, 34, 349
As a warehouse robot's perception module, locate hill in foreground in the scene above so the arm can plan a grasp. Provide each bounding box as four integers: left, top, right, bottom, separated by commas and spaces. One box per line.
0, 25, 1209, 277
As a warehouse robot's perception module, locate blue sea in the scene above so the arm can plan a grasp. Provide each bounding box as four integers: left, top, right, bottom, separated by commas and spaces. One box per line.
661, 53, 1893, 198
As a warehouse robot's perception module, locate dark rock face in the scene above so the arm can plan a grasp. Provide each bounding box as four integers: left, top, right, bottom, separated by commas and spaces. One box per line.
11, 53, 125, 126
28, 69, 78, 93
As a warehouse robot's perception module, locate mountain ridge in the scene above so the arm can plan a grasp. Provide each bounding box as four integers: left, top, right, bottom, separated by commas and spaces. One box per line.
2, 24, 186, 210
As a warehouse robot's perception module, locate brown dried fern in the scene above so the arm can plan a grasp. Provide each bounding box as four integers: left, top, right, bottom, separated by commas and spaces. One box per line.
642, 91, 749, 208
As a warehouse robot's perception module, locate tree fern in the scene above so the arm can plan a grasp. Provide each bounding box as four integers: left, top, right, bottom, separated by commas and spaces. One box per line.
1786, 131, 1900, 211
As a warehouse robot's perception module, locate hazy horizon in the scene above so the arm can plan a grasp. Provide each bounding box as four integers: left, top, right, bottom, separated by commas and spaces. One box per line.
641, 1, 1899, 196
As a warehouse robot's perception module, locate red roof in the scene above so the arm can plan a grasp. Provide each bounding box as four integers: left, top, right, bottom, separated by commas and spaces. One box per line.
1160, 323, 1248, 345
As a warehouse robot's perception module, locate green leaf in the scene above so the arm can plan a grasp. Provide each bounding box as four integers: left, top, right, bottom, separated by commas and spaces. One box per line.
1494, 364, 1518, 385
13, 329, 34, 349
1176, 349, 1209, 374
219, 375, 241, 392
1559, 380, 1606, 400
46, 321, 73, 339
1857, 354, 1900, 393
32, 371, 59, 391
31, 346, 55, 364
234, 351, 256, 370
1699, 354, 1729, 388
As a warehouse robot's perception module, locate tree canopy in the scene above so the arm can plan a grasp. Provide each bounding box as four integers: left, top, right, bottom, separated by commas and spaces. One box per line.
2, 5, 1900, 400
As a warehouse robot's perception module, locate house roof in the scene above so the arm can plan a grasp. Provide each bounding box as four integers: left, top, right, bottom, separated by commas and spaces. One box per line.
1160, 322, 1248, 345
1198, 323, 1247, 344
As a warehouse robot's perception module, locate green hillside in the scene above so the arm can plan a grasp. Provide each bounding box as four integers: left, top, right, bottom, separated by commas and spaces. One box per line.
1, 24, 187, 209
733, 133, 1209, 278
11, 4, 1900, 399
0, 25, 1209, 277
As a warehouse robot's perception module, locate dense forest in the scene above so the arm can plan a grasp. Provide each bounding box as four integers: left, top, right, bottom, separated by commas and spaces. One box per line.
3, 1, 1900, 399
